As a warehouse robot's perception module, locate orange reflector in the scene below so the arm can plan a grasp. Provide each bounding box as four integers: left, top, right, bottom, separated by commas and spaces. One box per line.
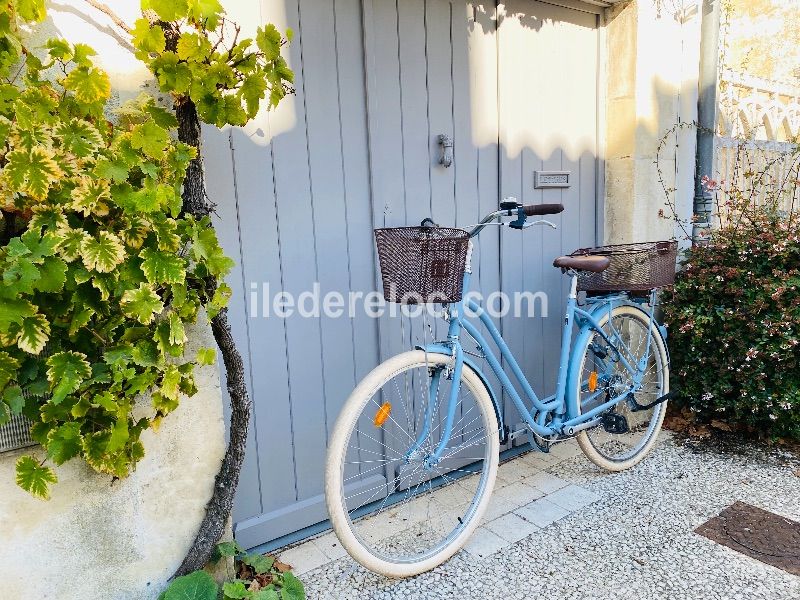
588, 371, 598, 393
374, 402, 392, 427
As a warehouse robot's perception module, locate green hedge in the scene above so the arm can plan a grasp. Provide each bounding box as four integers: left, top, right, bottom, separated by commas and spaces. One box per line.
664, 211, 800, 440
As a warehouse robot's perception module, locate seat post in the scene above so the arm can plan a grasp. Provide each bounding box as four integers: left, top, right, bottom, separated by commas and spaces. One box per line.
568, 270, 579, 299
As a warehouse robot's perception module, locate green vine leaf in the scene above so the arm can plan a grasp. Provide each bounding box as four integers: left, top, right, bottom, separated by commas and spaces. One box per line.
141, 248, 186, 285
0, 0, 288, 499
46, 422, 83, 465
121, 283, 164, 324
15, 455, 58, 500
4, 384, 25, 414
63, 65, 111, 105
279, 573, 305, 600
159, 570, 218, 600
0, 352, 21, 389
46, 351, 92, 405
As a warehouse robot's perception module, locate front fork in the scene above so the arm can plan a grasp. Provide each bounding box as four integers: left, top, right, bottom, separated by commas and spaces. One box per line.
404, 343, 465, 469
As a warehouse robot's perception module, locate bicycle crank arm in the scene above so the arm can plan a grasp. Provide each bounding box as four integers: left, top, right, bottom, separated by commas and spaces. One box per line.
628, 391, 675, 412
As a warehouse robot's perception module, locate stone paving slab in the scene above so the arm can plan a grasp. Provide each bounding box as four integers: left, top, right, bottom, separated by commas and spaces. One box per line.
278, 434, 800, 599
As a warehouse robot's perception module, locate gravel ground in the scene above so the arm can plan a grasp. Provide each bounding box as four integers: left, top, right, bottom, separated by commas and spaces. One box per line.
304, 434, 800, 599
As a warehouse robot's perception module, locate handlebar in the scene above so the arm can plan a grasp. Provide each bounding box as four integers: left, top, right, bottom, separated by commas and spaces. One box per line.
466, 199, 563, 237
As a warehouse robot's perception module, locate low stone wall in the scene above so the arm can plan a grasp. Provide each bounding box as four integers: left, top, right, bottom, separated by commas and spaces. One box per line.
0, 323, 225, 600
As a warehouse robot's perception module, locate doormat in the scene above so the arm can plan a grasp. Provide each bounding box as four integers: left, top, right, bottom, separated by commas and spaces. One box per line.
695, 501, 800, 576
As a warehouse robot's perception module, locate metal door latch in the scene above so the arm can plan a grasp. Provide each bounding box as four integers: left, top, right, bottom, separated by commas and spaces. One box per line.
438, 134, 453, 168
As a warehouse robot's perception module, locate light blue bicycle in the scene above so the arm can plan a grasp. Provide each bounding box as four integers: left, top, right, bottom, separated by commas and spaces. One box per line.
325, 200, 675, 577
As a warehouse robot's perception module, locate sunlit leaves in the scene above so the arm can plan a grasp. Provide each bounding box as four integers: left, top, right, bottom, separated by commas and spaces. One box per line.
141, 248, 186, 285
63, 65, 111, 105
131, 120, 171, 160
0, 0, 251, 500
15, 0, 47, 23
15, 456, 57, 499
196, 347, 215, 365
192, 222, 234, 277
132, 2, 294, 126
46, 351, 91, 405
121, 284, 164, 325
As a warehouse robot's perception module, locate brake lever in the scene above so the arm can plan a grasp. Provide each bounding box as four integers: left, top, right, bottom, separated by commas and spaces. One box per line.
532, 219, 558, 229
513, 219, 557, 230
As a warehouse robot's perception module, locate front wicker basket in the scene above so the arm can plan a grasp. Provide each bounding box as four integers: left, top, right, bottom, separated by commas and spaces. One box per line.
375, 227, 470, 304
571, 240, 678, 292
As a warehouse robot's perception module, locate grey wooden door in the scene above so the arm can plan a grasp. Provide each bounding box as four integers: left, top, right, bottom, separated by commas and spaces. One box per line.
204, 0, 601, 550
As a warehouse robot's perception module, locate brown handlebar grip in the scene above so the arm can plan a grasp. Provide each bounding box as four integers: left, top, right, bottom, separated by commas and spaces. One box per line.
523, 203, 564, 216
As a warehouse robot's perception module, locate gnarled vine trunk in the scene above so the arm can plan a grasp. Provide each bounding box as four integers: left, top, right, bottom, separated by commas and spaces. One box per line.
172, 98, 252, 577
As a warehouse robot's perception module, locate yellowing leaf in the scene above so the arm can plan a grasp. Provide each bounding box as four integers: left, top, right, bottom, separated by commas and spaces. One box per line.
70, 178, 111, 217
81, 231, 125, 273
188, 0, 223, 28
131, 19, 166, 55
64, 66, 111, 105
147, 0, 189, 22
17, 313, 50, 354
120, 215, 149, 249
15, 455, 57, 500
15, 0, 47, 23
54, 227, 89, 262
160, 364, 182, 403
121, 284, 164, 325
3, 147, 63, 200
56, 119, 103, 158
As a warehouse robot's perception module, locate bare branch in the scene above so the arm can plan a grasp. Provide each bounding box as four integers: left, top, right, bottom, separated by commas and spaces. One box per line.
82, 0, 132, 34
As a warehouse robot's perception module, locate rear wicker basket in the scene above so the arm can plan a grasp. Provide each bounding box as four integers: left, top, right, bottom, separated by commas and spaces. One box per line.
375, 227, 470, 304
571, 240, 678, 292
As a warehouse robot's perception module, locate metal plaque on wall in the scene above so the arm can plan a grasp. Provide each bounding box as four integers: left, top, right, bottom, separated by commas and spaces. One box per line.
534, 170, 570, 189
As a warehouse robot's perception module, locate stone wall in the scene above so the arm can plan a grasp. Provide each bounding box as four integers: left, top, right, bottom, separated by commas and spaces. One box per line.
0, 3, 226, 599
602, 0, 701, 245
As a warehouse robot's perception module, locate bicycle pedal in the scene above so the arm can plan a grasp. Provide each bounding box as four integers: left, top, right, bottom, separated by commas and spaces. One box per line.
601, 412, 629, 434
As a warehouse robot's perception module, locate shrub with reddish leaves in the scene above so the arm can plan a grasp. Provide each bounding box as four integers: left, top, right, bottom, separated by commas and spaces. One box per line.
664, 210, 800, 440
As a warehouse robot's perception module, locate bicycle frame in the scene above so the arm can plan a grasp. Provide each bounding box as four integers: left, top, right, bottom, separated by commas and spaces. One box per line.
412, 268, 662, 464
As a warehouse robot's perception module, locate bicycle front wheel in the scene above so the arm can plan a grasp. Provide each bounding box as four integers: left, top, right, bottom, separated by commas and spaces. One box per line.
325, 350, 499, 577
575, 304, 669, 471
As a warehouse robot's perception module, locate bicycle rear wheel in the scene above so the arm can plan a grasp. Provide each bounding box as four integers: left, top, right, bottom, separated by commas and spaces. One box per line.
325, 350, 499, 577
575, 304, 669, 471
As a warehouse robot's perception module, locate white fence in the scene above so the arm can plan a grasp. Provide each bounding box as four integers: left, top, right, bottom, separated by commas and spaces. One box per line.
713, 71, 800, 219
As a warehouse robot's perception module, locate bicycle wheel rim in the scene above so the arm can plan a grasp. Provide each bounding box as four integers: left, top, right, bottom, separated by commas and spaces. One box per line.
333, 354, 496, 566
579, 309, 667, 463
